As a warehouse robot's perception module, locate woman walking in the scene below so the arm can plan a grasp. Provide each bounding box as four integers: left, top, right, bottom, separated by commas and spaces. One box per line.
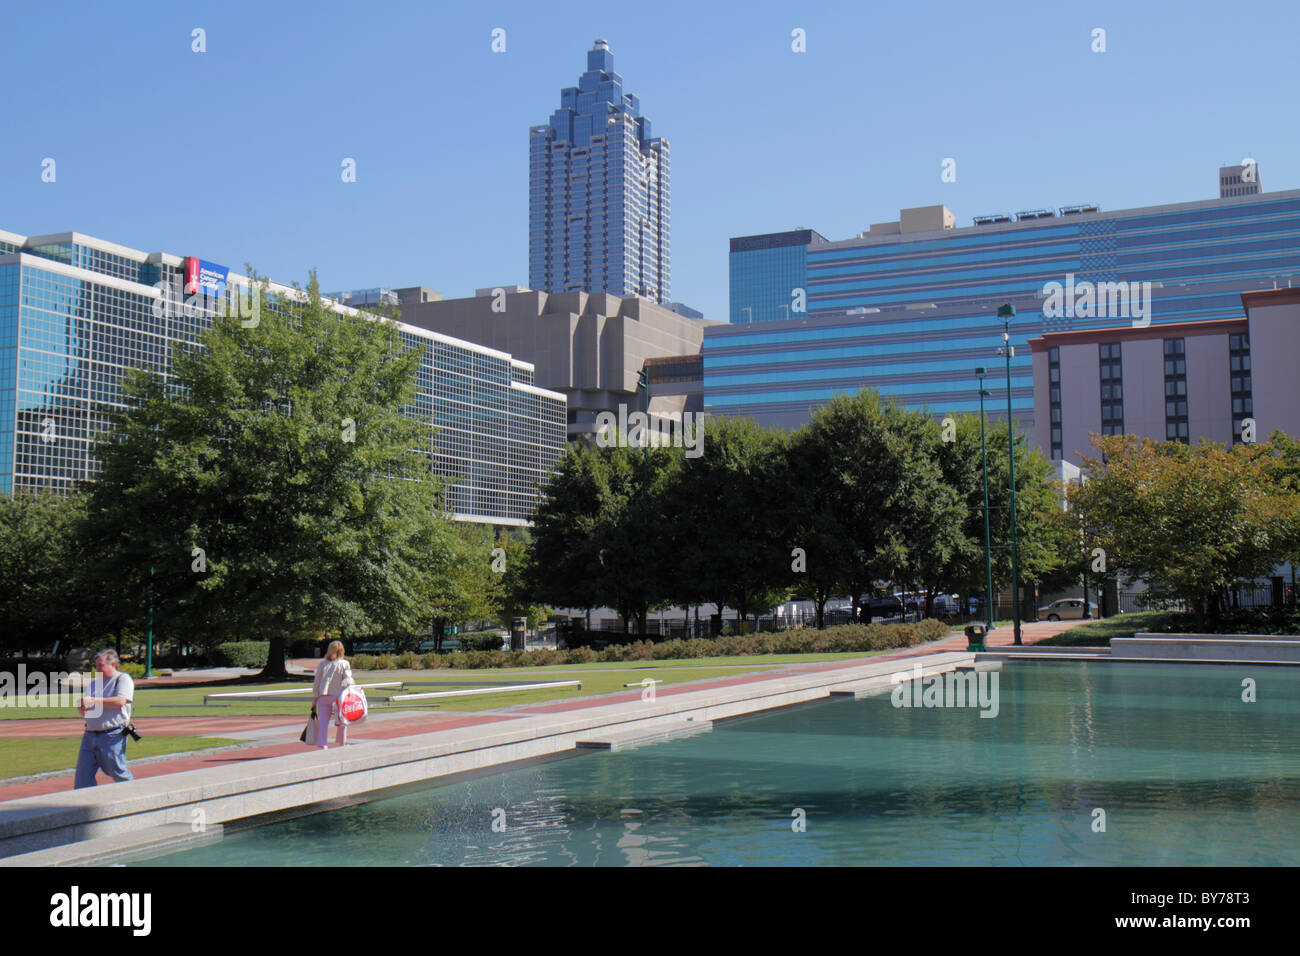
311, 641, 354, 749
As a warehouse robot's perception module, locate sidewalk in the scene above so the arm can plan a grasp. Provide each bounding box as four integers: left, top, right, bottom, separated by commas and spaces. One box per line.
0, 620, 1078, 804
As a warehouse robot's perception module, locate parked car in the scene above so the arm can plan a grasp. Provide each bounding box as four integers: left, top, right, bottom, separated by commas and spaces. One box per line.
1039, 598, 1097, 621
861, 595, 905, 620
825, 606, 855, 624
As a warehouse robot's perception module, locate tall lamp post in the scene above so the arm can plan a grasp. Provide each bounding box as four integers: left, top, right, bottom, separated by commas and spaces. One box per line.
975, 368, 995, 632
637, 367, 650, 504
145, 564, 155, 679
997, 304, 1023, 646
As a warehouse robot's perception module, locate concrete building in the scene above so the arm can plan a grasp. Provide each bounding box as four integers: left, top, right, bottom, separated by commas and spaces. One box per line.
0, 230, 566, 525
529, 40, 671, 304
711, 168, 1300, 433
391, 288, 718, 441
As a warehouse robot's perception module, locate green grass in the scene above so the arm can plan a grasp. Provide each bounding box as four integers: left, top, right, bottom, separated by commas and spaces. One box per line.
0, 735, 243, 780
1037, 611, 1184, 646
0, 651, 893, 720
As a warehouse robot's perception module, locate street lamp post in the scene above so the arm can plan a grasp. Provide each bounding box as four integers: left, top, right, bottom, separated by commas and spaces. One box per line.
997, 304, 1023, 646
145, 564, 155, 679
975, 368, 995, 632
637, 368, 650, 504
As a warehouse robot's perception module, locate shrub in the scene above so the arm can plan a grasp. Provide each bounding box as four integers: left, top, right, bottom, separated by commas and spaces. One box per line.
395, 652, 422, 670
351, 653, 377, 670
118, 661, 146, 678
373, 654, 395, 670
459, 632, 506, 652
420, 653, 447, 669
566, 646, 593, 664
212, 641, 269, 668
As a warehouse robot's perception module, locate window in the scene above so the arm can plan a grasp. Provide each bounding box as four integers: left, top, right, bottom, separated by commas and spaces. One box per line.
1163, 338, 1188, 443
1048, 345, 1063, 458
1230, 334, 1252, 444
1099, 342, 1123, 436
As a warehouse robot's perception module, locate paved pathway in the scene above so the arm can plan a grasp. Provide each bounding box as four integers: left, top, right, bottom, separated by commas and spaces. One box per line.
0, 619, 1082, 802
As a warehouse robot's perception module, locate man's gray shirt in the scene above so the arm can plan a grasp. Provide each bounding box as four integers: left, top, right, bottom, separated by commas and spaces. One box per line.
84, 672, 134, 731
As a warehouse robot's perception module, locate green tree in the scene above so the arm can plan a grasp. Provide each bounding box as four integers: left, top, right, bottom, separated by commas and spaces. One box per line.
0, 491, 90, 654
670, 416, 792, 628
1070, 434, 1300, 625
83, 274, 450, 677
528, 441, 611, 618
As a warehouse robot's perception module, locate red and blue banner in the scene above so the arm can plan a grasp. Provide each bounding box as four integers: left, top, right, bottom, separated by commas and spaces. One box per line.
183, 256, 229, 298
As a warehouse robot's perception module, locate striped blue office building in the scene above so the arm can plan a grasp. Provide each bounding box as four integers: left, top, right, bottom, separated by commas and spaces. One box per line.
711, 171, 1300, 431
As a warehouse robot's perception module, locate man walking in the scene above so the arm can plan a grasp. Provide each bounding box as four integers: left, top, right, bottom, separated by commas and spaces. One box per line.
74, 649, 135, 789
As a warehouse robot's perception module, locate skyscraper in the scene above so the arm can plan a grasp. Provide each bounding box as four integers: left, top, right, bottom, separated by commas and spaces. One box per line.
529, 39, 670, 304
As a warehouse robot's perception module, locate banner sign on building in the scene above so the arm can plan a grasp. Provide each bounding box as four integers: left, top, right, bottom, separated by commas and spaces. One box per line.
183, 256, 229, 298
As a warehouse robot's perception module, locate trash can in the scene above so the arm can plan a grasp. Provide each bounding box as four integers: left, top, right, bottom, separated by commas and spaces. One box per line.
510, 616, 527, 651
964, 623, 989, 652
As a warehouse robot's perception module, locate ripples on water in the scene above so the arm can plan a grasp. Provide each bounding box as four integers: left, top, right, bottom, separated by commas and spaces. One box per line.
139, 663, 1300, 866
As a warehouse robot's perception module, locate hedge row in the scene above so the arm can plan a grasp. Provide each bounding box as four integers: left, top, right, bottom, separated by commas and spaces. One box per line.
212, 641, 270, 668
348, 619, 950, 670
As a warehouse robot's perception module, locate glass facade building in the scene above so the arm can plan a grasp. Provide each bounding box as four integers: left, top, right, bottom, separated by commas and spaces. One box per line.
0, 229, 566, 525
728, 230, 827, 324
712, 186, 1300, 433
529, 40, 670, 304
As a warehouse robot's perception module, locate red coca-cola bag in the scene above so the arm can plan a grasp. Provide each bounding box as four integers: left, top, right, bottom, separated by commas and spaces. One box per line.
338, 684, 368, 725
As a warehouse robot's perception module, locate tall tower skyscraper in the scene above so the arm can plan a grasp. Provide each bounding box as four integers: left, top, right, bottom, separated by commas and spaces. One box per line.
529, 39, 670, 303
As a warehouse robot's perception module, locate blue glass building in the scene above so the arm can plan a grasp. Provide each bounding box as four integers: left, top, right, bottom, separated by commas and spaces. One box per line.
529, 39, 671, 304
0, 229, 566, 524
712, 186, 1300, 431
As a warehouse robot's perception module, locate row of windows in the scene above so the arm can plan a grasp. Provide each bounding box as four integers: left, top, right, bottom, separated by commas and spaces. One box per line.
1164, 338, 1189, 443
3, 267, 567, 517
1099, 343, 1124, 435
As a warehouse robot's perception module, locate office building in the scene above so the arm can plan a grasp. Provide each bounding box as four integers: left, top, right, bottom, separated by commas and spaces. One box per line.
529, 39, 671, 304
0, 230, 566, 525
712, 170, 1300, 434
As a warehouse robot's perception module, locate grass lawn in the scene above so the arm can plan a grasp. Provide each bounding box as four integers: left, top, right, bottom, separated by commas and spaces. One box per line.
0, 735, 244, 780
0, 651, 893, 720
1037, 611, 1184, 646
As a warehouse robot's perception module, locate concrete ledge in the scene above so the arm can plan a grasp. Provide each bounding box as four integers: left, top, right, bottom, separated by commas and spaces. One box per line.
1115, 636, 1300, 663
0, 822, 223, 868
576, 717, 712, 750
827, 653, 974, 700
0, 650, 966, 862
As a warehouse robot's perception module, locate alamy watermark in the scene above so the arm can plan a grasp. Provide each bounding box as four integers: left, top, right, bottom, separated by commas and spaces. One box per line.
890, 661, 999, 718
0, 665, 100, 713
595, 404, 704, 459
151, 273, 260, 326
1042, 273, 1151, 328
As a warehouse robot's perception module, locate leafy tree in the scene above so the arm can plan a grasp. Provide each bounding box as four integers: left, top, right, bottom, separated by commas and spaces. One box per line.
0, 491, 89, 654
495, 529, 548, 629
82, 274, 450, 677
671, 416, 791, 627
528, 441, 610, 617
1069, 434, 1300, 625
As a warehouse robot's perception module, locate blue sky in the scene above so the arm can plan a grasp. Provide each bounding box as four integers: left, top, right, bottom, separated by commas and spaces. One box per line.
3, 0, 1296, 322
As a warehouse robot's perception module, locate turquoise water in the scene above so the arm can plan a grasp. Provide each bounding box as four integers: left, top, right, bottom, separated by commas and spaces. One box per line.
136, 663, 1300, 866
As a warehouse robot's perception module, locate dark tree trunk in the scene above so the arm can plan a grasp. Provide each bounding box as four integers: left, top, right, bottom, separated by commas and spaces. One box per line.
258, 634, 290, 680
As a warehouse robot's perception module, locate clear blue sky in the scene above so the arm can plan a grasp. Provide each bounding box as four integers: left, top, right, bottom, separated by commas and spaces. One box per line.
3, 0, 1296, 322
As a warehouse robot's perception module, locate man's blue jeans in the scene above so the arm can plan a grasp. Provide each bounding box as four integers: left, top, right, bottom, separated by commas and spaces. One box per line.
74, 729, 134, 789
